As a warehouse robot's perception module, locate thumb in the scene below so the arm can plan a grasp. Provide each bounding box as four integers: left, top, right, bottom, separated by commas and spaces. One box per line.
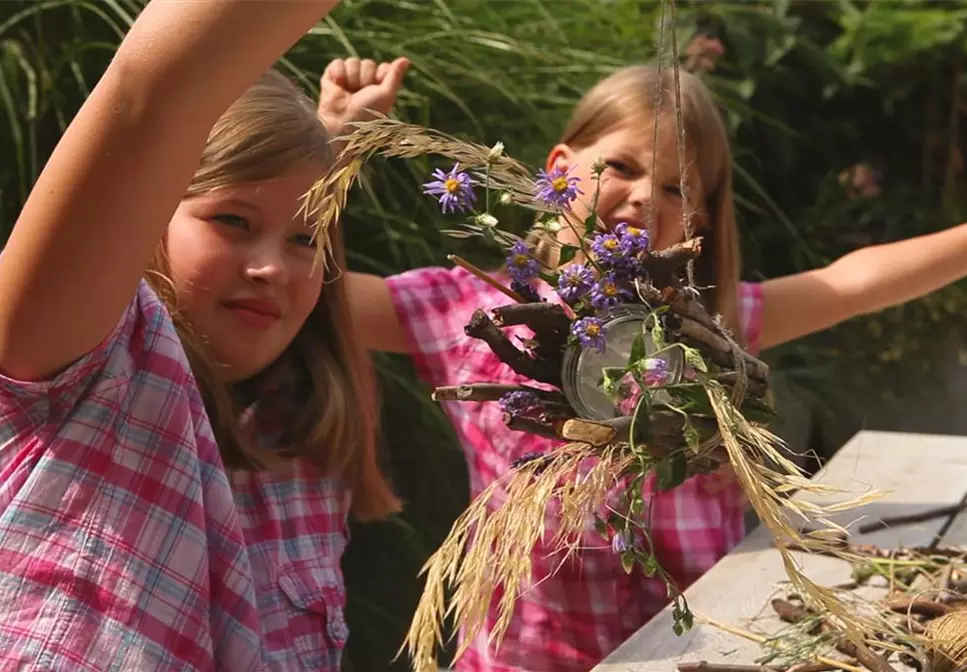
378, 57, 410, 95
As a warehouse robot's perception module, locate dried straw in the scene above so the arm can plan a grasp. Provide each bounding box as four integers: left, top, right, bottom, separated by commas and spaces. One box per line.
301, 10, 900, 664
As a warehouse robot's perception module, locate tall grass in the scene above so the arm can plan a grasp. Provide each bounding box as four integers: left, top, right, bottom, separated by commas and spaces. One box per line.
2, 1, 967, 668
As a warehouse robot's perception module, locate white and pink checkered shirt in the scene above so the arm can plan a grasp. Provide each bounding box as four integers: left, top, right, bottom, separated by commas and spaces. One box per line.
0, 281, 351, 671
386, 266, 764, 672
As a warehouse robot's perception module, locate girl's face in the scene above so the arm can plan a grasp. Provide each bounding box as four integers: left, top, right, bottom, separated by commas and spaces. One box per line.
166, 164, 325, 381
546, 118, 706, 255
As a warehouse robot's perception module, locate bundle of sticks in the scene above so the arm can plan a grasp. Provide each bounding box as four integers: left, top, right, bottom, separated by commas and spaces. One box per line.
435, 236, 773, 469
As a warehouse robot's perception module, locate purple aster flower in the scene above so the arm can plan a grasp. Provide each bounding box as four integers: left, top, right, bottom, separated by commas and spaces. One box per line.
511, 280, 541, 303
611, 531, 632, 554
506, 240, 540, 284
590, 232, 624, 268
590, 273, 628, 310
499, 390, 541, 415
423, 163, 476, 214
616, 222, 650, 255
534, 165, 583, 208
642, 358, 671, 387
572, 317, 607, 353
611, 528, 643, 554
556, 264, 594, 303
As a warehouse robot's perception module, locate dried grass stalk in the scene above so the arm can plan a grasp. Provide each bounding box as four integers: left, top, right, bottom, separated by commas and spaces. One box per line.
304, 115, 892, 672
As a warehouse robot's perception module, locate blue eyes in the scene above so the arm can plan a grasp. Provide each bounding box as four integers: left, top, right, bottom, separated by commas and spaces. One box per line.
602, 163, 684, 199
213, 213, 247, 228
211, 214, 314, 247
290, 234, 315, 248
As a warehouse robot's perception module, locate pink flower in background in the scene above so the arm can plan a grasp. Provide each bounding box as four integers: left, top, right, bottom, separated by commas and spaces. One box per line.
838, 163, 881, 199
685, 35, 725, 72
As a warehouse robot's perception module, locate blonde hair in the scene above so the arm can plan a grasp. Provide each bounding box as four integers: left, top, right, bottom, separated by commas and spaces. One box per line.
534, 65, 742, 339
148, 69, 399, 521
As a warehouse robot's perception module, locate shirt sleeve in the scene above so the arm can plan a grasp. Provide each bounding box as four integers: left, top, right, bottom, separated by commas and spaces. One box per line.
384, 265, 477, 390
737, 281, 764, 355
0, 282, 143, 415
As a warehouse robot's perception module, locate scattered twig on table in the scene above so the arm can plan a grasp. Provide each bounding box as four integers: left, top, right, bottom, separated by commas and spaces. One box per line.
858, 502, 967, 535
771, 599, 898, 672
884, 596, 952, 618
697, 615, 868, 672
676, 663, 782, 672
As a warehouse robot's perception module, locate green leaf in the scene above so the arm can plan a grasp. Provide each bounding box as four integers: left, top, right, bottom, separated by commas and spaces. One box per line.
620, 549, 636, 574
650, 319, 666, 350
593, 516, 608, 537
628, 488, 644, 517
641, 553, 659, 577
539, 271, 560, 286
740, 397, 779, 424
668, 386, 714, 415
584, 211, 598, 236
600, 366, 626, 396
681, 610, 694, 631
482, 226, 497, 246
682, 345, 708, 374
630, 393, 651, 447
559, 244, 579, 264
672, 622, 684, 636
656, 452, 689, 491
682, 417, 700, 452
628, 332, 646, 367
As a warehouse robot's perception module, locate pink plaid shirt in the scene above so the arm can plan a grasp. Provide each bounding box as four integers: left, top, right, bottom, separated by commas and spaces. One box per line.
0, 281, 350, 671
387, 266, 764, 672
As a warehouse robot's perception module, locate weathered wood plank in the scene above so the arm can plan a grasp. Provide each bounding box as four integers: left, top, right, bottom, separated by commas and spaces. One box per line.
594, 430, 967, 671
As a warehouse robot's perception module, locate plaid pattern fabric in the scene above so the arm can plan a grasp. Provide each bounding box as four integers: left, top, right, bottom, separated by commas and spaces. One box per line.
0, 281, 350, 671
386, 267, 764, 672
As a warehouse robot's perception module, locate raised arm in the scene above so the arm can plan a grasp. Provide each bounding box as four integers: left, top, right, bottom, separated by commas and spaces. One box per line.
759, 221, 967, 350
0, 0, 338, 381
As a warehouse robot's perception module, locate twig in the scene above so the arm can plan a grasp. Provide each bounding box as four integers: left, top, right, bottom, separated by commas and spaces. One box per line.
884, 596, 952, 619
491, 303, 571, 332
787, 664, 846, 672
678, 319, 770, 382
714, 372, 769, 400
771, 599, 898, 672
559, 418, 617, 447
697, 615, 867, 672
640, 237, 703, 290
465, 310, 561, 386
448, 255, 526, 303
677, 663, 781, 672
502, 413, 560, 440
432, 383, 567, 404
858, 502, 967, 535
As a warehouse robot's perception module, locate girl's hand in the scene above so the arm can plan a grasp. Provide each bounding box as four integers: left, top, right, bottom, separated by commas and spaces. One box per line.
318, 56, 409, 138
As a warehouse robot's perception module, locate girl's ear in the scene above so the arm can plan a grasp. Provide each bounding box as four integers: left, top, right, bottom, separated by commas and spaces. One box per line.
545, 143, 576, 173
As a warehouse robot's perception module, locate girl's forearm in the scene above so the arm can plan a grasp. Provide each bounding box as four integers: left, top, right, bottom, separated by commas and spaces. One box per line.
832, 221, 967, 316
0, 0, 338, 380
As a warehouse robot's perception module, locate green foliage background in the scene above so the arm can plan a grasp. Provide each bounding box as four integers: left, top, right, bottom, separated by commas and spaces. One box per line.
2, 1, 967, 669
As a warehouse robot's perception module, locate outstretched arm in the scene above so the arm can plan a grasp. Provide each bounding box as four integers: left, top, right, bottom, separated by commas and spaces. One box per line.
0, 0, 339, 381
759, 221, 967, 350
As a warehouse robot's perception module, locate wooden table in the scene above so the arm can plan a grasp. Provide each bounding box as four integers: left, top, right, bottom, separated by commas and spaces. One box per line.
594, 429, 967, 671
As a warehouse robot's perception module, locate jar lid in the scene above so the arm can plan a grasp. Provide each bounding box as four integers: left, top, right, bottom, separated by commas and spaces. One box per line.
560, 304, 684, 421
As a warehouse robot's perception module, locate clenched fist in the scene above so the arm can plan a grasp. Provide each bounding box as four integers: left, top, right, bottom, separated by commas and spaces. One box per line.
318, 56, 409, 140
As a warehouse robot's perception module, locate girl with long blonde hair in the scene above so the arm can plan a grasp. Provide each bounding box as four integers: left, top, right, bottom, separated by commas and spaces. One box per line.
324, 57, 967, 670
0, 2, 400, 669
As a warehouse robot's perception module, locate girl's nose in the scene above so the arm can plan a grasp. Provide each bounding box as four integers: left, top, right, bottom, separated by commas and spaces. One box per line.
244, 244, 288, 285
627, 175, 653, 209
